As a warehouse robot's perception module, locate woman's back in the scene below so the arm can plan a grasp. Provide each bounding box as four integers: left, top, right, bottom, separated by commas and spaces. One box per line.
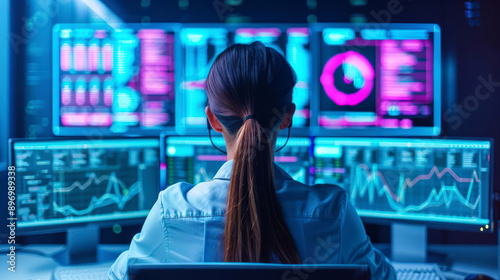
161, 161, 345, 262
109, 161, 396, 279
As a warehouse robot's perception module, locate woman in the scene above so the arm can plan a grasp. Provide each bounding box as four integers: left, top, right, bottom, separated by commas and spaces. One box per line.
109, 42, 396, 279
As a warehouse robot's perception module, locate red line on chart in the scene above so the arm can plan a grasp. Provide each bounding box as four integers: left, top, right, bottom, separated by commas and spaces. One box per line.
358, 164, 481, 202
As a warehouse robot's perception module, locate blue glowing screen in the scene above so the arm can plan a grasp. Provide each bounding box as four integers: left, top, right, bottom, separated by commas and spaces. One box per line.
314, 138, 492, 225
163, 137, 312, 187
12, 139, 160, 228
176, 26, 311, 134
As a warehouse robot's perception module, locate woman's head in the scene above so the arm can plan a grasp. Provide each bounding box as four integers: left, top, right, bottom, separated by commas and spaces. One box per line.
205, 41, 296, 152
205, 41, 301, 264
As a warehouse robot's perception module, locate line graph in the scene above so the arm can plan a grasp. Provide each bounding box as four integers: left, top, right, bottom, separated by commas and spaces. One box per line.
313, 138, 492, 225
349, 164, 482, 218
13, 140, 160, 227
54, 172, 132, 193
53, 171, 144, 217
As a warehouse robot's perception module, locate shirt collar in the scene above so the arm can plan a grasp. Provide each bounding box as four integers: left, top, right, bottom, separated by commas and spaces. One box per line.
213, 159, 293, 181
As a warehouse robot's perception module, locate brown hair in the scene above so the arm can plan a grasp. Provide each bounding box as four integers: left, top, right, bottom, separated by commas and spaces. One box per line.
205, 42, 301, 263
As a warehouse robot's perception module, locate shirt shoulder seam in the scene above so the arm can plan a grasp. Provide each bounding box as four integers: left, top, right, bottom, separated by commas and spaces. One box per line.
159, 197, 170, 262
339, 191, 348, 263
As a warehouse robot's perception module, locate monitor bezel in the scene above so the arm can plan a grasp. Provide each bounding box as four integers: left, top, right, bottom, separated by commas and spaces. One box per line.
52, 23, 183, 137
312, 136, 494, 233
173, 23, 312, 137
9, 136, 162, 235
309, 23, 442, 137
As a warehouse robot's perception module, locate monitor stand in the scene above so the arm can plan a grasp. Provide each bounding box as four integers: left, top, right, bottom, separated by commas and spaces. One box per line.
391, 223, 427, 262
390, 223, 446, 263
52, 225, 117, 265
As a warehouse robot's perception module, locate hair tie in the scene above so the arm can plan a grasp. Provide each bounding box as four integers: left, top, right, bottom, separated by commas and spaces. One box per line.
242, 115, 255, 123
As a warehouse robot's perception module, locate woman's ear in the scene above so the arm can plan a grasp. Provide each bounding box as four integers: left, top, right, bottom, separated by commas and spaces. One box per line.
279, 103, 296, 130
206, 106, 224, 133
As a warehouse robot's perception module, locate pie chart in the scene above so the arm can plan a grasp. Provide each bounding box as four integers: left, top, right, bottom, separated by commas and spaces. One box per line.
320, 51, 375, 106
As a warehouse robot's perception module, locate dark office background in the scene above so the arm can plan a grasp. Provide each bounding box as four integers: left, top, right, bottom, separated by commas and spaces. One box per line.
1, 0, 499, 246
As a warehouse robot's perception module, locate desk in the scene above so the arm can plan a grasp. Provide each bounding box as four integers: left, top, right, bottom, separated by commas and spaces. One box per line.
0, 244, 127, 280
375, 244, 499, 279
0, 244, 497, 279
430, 245, 498, 279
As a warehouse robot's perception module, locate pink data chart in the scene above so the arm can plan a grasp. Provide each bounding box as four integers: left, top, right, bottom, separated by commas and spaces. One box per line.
58, 27, 177, 130
378, 39, 433, 128
380, 39, 432, 102
73, 43, 88, 72
60, 42, 72, 71
138, 29, 175, 96
88, 43, 100, 72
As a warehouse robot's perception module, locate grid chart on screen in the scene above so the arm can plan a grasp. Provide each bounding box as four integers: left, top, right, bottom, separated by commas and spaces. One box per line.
13, 139, 159, 227
53, 24, 178, 135
314, 138, 491, 225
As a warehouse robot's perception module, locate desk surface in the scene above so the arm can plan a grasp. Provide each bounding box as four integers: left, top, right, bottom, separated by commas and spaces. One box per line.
375, 244, 499, 279
0, 244, 498, 280
0, 244, 127, 280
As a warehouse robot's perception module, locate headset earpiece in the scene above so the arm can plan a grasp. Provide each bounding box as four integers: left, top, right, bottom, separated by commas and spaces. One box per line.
207, 118, 212, 130
207, 117, 227, 154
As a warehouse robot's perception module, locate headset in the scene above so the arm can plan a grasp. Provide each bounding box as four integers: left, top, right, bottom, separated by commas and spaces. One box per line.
207, 116, 292, 154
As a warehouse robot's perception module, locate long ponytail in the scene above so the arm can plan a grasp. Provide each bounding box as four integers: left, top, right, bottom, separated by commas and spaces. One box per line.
205, 41, 301, 263
224, 118, 300, 263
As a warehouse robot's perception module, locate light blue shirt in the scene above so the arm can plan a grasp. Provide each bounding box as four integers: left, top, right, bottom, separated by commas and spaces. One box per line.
109, 160, 396, 280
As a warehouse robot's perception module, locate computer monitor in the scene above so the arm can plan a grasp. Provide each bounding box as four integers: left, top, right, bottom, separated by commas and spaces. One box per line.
313, 137, 493, 261
9, 137, 161, 263
128, 263, 369, 280
310, 23, 441, 136
313, 137, 493, 230
175, 24, 311, 135
52, 23, 181, 136
160, 136, 312, 188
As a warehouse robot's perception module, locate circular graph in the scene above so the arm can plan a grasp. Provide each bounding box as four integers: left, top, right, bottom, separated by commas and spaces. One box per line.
320, 51, 375, 106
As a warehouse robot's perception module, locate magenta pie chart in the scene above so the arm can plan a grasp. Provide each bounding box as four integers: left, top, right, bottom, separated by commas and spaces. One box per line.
320, 51, 375, 106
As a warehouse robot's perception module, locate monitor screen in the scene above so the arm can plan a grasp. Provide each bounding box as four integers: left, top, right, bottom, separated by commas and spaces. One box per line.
313, 138, 492, 229
176, 25, 311, 134
11, 138, 160, 232
53, 24, 179, 136
311, 24, 440, 136
162, 136, 311, 188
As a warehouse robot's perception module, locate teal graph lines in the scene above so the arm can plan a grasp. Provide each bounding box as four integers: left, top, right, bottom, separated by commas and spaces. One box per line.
54, 172, 127, 193
350, 164, 481, 214
397, 182, 480, 212
53, 172, 144, 216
